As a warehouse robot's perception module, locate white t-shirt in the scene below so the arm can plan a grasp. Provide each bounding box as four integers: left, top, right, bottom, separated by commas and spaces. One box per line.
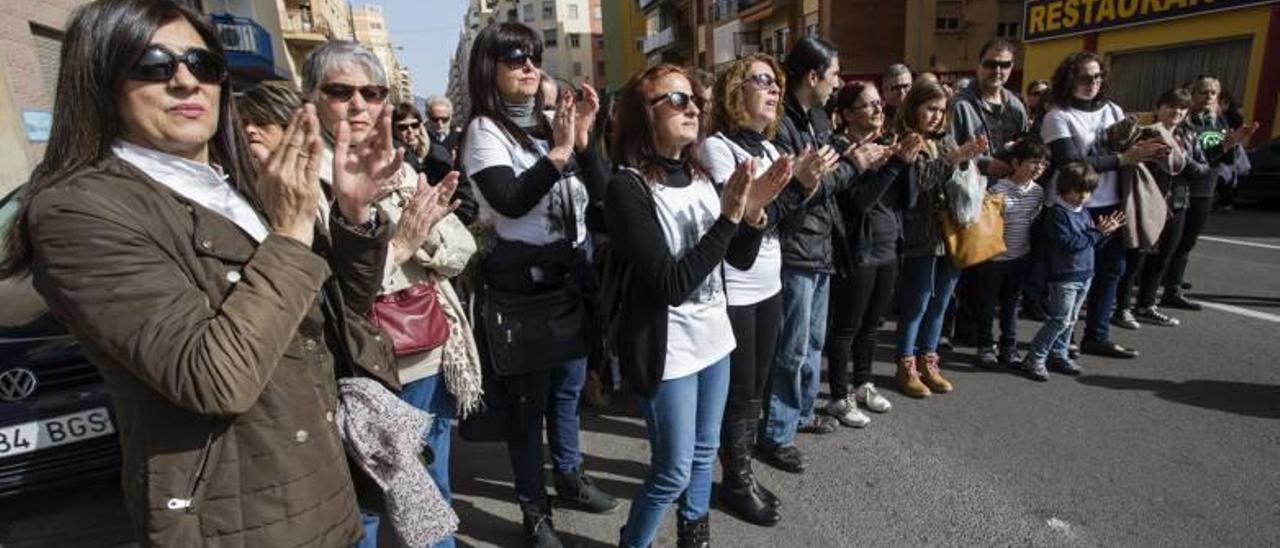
647, 170, 737, 381
462, 115, 588, 246
699, 133, 782, 307
1040, 103, 1124, 208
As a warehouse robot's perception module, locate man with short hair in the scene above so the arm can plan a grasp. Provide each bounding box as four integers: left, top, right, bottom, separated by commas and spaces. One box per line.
950, 38, 1029, 179
425, 95, 460, 158
882, 63, 913, 119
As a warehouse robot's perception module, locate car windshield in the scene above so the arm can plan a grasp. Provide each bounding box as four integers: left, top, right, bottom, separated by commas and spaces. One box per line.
0, 185, 53, 330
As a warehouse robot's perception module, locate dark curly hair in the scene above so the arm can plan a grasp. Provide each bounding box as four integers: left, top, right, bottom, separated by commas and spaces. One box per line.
1048, 51, 1109, 108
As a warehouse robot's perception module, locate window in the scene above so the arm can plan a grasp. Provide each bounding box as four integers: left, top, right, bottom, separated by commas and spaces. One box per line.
570, 33, 581, 48
30, 24, 62, 99
763, 37, 774, 56
523, 3, 534, 22
543, 0, 555, 18
996, 21, 1020, 39
774, 27, 790, 56
573, 61, 582, 76
370, 21, 382, 30
568, 4, 579, 19
1108, 38, 1250, 113
595, 35, 605, 49
544, 28, 558, 48
936, 0, 962, 31
593, 5, 602, 19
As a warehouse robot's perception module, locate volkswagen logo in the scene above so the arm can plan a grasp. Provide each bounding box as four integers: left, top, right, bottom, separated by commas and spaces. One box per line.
0, 368, 38, 402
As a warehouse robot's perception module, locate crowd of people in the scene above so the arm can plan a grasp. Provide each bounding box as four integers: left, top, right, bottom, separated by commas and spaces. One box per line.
0, 1, 1262, 547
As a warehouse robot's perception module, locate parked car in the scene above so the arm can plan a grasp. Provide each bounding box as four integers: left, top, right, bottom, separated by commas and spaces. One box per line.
0, 185, 120, 497
1237, 138, 1280, 205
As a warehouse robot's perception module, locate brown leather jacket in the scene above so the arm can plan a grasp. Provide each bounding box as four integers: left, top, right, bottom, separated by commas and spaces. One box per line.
26, 157, 399, 547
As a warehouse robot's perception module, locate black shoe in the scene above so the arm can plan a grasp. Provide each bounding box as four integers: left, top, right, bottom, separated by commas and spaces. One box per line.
1080, 340, 1139, 359
1180, 281, 1193, 290
1047, 356, 1083, 376
554, 467, 621, 514
718, 420, 780, 526
796, 415, 838, 435
937, 336, 954, 352
1110, 309, 1141, 330
676, 514, 711, 548
521, 500, 564, 548
755, 444, 805, 473
751, 476, 780, 509
1161, 293, 1203, 311
998, 345, 1023, 369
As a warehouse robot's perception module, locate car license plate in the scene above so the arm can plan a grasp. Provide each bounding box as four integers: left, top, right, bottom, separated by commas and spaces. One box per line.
0, 407, 115, 459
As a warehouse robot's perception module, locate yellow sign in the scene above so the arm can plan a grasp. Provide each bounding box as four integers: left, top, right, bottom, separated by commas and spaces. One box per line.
1023, 0, 1279, 41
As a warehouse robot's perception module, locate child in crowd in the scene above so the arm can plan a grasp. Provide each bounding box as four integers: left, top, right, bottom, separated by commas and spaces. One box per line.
974, 136, 1048, 369
1025, 163, 1125, 381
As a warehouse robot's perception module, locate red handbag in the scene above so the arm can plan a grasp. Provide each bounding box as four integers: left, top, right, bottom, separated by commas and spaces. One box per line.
366, 282, 451, 357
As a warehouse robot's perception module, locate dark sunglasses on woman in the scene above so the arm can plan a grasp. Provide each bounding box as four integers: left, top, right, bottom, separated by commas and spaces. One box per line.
501, 47, 542, 70
397, 121, 422, 131
649, 91, 704, 112
744, 73, 779, 89
319, 83, 390, 103
126, 45, 228, 84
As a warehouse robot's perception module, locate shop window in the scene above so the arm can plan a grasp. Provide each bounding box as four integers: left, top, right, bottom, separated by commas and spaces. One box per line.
1108, 38, 1251, 113
936, 0, 962, 32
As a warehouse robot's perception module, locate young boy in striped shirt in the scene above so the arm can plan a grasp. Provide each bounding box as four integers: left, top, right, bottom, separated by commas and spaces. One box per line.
975, 136, 1049, 369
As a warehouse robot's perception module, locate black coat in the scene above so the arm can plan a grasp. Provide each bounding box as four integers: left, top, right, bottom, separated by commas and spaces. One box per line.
771, 92, 854, 272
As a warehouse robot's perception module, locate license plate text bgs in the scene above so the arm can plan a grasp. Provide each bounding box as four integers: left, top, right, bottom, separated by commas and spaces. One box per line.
0, 407, 115, 458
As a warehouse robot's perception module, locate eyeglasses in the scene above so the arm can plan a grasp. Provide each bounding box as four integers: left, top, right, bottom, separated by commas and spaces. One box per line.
319, 83, 390, 103
429, 116, 450, 123
744, 73, 779, 89
851, 100, 884, 112
981, 59, 1014, 70
1075, 72, 1106, 85
126, 45, 227, 84
500, 47, 542, 70
396, 121, 421, 131
889, 83, 911, 93
648, 91, 704, 112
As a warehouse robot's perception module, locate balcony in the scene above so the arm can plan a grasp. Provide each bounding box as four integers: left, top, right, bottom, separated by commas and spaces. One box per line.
642, 25, 679, 54
281, 8, 329, 44
712, 0, 768, 21
211, 14, 284, 81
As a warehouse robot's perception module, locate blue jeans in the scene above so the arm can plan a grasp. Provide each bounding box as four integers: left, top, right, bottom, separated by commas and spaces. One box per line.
1027, 279, 1092, 366
358, 373, 457, 548
763, 269, 829, 448
1084, 205, 1127, 344
504, 357, 587, 503
621, 356, 731, 548
896, 255, 961, 356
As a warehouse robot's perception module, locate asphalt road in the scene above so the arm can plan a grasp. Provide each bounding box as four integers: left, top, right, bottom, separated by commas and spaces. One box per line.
3, 207, 1278, 548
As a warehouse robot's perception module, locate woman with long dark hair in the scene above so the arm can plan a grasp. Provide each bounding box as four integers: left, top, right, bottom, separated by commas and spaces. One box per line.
1040, 52, 1168, 360
607, 62, 790, 548
0, 1, 453, 545
892, 82, 984, 398
458, 22, 616, 548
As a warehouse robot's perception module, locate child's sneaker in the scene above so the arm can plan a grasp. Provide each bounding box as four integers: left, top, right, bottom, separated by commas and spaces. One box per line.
977, 346, 999, 368
1026, 361, 1050, 382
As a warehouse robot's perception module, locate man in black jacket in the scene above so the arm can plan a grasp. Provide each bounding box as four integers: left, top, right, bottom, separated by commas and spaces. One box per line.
758, 36, 846, 474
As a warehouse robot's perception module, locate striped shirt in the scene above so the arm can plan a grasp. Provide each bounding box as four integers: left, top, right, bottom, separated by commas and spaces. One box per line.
991, 179, 1044, 261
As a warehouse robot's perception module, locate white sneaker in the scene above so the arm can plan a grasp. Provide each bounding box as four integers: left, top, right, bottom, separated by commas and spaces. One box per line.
824, 396, 871, 428
855, 383, 892, 413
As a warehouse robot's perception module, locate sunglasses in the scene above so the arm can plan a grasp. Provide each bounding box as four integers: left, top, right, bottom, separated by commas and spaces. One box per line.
396, 121, 421, 131
500, 47, 542, 70
1076, 72, 1106, 85
429, 116, 450, 123
126, 45, 227, 84
744, 73, 779, 89
649, 91, 704, 112
982, 59, 1014, 70
319, 83, 390, 103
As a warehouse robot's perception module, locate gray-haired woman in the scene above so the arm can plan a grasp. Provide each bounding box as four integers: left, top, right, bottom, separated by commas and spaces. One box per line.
300, 40, 483, 548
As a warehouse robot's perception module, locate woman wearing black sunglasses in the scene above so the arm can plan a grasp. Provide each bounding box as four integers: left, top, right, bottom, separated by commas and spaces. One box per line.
607, 62, 791, 548
0, 1, 454, 545
457, 22, 615, 548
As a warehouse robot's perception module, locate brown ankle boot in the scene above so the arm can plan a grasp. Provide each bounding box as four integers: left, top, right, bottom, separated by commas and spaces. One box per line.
896, 355, 931, 398
918, 352, 953, 393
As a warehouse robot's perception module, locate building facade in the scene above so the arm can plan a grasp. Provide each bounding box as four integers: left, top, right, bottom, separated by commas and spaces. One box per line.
352, 4, 413, 104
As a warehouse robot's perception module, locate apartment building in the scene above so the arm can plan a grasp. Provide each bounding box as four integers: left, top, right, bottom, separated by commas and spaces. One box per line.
352, 4, 413, 104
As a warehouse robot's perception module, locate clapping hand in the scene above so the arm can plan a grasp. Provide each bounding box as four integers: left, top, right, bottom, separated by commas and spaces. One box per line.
1224, 121, 1260, 151
794, 145, 840, 193
1095, 210, 1126, 235
1121, 138, 1171, 166
947, 135, 988, 166
388, 172, 461, 265
250, 104, 323, 247
549, 90, 577, 170
574, 82, 600, 151
333, 105, 405, 225
895, 132, 927, 164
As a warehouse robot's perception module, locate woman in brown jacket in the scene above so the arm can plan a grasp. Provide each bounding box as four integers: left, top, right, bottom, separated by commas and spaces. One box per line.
0, 1, 454, 545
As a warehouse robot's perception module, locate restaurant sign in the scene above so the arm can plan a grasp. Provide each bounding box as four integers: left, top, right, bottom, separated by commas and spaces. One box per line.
1023, 0, 1279, 42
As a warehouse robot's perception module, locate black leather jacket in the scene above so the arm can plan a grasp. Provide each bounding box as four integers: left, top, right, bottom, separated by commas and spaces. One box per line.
772, 93, 853, 272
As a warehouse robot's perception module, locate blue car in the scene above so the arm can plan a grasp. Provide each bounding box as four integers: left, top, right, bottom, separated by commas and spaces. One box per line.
0, 185, 120, 496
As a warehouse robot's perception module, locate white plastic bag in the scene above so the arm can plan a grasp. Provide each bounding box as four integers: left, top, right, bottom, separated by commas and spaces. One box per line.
944, 162, 985, 226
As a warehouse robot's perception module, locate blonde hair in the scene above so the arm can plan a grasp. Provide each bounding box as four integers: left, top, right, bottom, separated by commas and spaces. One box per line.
712, 54, 786, 138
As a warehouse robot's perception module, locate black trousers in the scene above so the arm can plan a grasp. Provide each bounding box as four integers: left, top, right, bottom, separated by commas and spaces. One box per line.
1164, 196, 1212, 294
723, 292, 783, 447
826, 261, 898, 400
1116, 248, 1145, 312
1125, 206, 1189, 308
975, 256, 1029, 349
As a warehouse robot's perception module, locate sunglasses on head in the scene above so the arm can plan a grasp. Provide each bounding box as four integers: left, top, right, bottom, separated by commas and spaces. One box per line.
396, 121, 421, 131
126, 45, 227, 84
982, 59, 1014, 70
319, 83, 390, 103
500, 47, 542, 69
744, 73, 779, 89
649, 91, 704, 112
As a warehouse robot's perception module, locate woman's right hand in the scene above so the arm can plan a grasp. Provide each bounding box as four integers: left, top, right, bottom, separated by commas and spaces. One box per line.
389, 171, 462, 265
947, 135, 988, 166
549, 90, 577, 170
250, 105, 323, 247
721, 159, 755, 223
1121, 138, 1171, 166
794, 145, 840, 192
895, 132, 926, 163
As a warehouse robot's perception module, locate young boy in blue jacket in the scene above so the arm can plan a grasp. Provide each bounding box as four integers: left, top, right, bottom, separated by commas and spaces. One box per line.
1025, 163, 1125, 381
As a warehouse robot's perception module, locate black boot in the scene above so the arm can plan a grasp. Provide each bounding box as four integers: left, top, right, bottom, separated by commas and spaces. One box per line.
676, 514, 711, 548
521, 499, 564, 548
750, 475, 780, 509
718, 415, 780, 526
554, 466, 621, 514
